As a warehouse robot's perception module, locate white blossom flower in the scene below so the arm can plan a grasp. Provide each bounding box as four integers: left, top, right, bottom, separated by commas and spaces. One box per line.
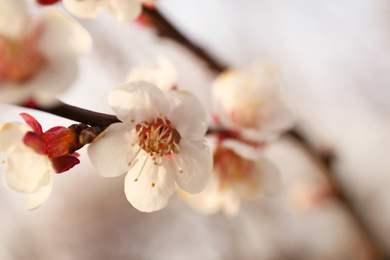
212, 61, 295, 142
0, 114, 79, 210
127, 55, 177, 93
180, 137, 282, 217
0, 0, 92, 104
88, 81, 212, 212
0, 122, 53, 210
63, 0, 157, 22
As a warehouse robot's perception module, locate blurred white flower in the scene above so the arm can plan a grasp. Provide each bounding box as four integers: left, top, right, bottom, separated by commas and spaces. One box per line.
0, 0, 92, 104
287, 180, 333, 212
127, 55, 177, 93
88, 81, 212, 212
63, 0, 157, 22
212, 61, 295, 142
180, 137, 282, 217
0, 114, 79, 210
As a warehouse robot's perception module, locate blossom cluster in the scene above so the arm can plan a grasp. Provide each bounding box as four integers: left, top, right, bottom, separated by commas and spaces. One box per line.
0, 0, 294, 215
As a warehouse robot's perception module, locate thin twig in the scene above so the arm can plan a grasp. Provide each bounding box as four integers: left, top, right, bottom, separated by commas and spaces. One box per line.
288, 129, 387, 259
142, 7, 227, 73
143, 7, 388, 258
33, 102, 120, 128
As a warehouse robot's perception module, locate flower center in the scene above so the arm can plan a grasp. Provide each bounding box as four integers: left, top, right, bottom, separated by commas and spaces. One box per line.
214, 147, 255, 190
136, 117, 181, 158
0, 34, 44, 83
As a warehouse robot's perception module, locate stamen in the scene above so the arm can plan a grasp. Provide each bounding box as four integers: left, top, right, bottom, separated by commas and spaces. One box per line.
137, 126, 144, 135
139, 122, 148, 128
173, 142, 180, 153
161, 117, 167, 125
136, 117, 181, 160
152, 157, 160, 188
128, 147, 142, 167
171, 152, 183, 174
134, 155, 149, 182
158, 127, 170, 139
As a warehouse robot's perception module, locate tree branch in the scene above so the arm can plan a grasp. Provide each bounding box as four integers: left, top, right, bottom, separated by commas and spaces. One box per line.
142, 7, 226, 73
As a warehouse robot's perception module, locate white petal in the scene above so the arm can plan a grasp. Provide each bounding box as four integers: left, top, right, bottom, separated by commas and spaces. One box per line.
125, 154, 175, 212
30, 55, 78, 95
0, 0, 28, 38
233, 158, 283, 200
262, 105, 295, 133
24, 171, 53, 210
88, 123, 139, 178
222, 193, 241, 217
0, 49, 80, 105
221, 138, 263, 161
37, 8, 92, 57
104, 0, 142, 22
4, 147, 52, 193
63, 0, 142, 22
127, 55, 177, 94
258, 158, 283, 196
0, 122, 30, 153
166, 90, 208, 140
180, 173, 224, 215
0, 84, 34, 104
171, 138, 212, 194
62, 0, 105, 20
108, 81, 169, 124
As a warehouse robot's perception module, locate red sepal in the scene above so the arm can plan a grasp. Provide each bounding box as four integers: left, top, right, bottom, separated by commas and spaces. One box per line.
23, 131, 45, 154
20, 113, 43, 134
135, 13, 153, 27
35, 0, 61, 5
42, 127, 77, 158
51, 155, 80, 174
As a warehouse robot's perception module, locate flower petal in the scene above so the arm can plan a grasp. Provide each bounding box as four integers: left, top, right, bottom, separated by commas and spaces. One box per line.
24, 171, 53, 210
166, 90, 208, 140
258, 158, 283, 196
0, 84, 34, 104
20, 113, 43, 134
127, 55, 177, 94
37, 8, 92, 57
104, 0, 142, 22
125, 153, 175, 212
221, 138, 262, 161
29, 55, 78, 96
88, 123, 139, 178
63, 0, 142, 22
0, 0, 28, 38
108, 81, 169, 124
62, 0, 104, 19
0, 122, 30, 152
262, 105, 295, 133
171, 138, 212, 194
4, 146, 51, 193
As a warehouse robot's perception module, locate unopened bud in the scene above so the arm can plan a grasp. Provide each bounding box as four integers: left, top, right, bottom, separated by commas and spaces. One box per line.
79, 127, 101, 146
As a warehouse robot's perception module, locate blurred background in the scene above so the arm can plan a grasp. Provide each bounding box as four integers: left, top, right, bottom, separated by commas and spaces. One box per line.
1, 0, 390, 259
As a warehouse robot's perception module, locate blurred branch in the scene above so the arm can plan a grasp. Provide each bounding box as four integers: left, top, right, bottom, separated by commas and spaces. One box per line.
142, 6, 227, 73
143, 6, 388, 258
14, 7, 387, 258
288, 129, 388, 260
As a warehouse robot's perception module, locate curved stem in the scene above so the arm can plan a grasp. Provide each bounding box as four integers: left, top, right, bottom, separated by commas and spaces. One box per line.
33, 102, 120, 128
